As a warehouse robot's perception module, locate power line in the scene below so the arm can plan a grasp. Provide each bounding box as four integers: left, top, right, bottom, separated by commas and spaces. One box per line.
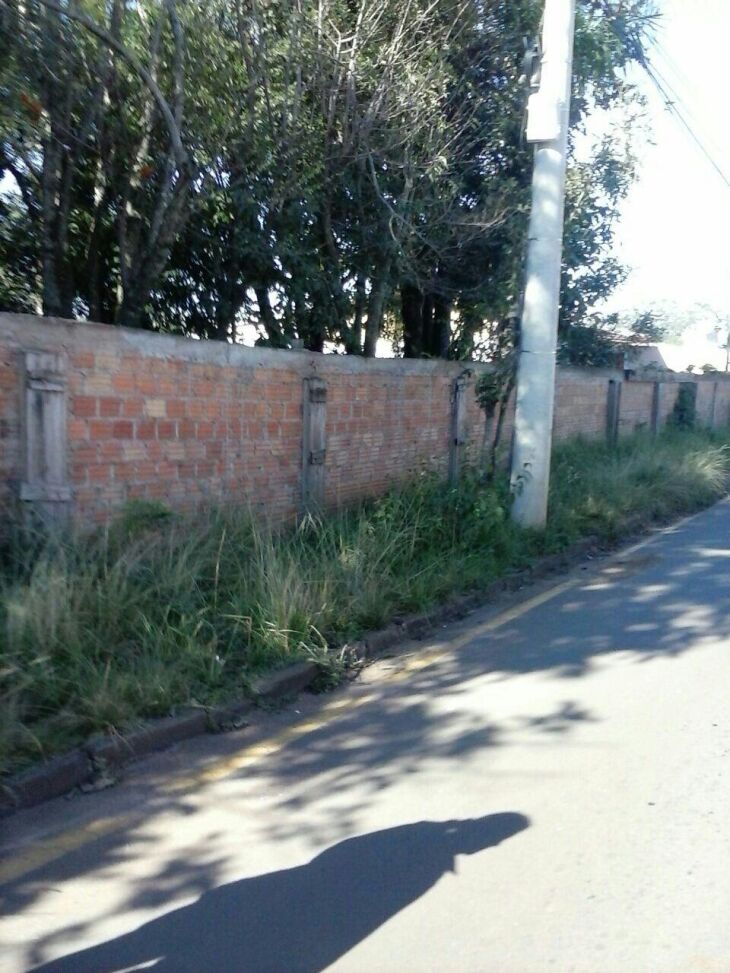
651, 38, 696, 97
647, 46, 728, 161
602, 14, 730, 191
650, 37, 724, 153
640, 57, 730, 190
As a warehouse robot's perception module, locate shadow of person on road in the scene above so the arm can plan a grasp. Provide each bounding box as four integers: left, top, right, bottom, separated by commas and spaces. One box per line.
28, 812, 529, 973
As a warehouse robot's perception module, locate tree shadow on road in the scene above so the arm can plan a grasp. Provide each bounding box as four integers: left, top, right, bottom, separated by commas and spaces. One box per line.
27, 813, 529, 973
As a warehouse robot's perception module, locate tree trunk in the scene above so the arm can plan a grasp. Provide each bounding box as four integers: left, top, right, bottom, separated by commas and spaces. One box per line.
255, 286, 287, 347
401, 284, 424, 358
40, 139, 68, 317
489, 374, 515, 477
422, 294, 451, 358
432, 295, 451, 358
345, 274, 366, 355
364, 261, 392, 357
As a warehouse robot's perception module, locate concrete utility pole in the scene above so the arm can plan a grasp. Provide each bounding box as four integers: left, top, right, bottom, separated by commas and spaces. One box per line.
510, 0, 576, 528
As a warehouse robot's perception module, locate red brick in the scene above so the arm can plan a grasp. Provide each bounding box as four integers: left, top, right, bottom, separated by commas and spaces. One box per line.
69, 419, 89, 440
88, 464, 112, 483
71, 351, 95, 369
89, 420, 112, 439
157, 421, 176, 440
136, 420, 156, 441
134, 460, 157, 477
99, 397, 122, 417
156, 460, 177, 478
100, 441, 123, 461
112, 420, 134, 439
122, 398, 144, 418
112, 373, 135, 393
156, 377, 178, 396
166, 399, 187, 419
73, 396, 97, 418
72, 445, 97, 464
145, 482, 169, 499
137, 376, 160, 395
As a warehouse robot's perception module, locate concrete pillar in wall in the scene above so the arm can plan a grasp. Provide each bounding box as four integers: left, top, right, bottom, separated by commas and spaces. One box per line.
302, 377, 327, 515
20, 351, 71, 524
606, 379, 622, 446
449, 373, 469, 486
709, 382, 719, 429
650, 381, 662, 437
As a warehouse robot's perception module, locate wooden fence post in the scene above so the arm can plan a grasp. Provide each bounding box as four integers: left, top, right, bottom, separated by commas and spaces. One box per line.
302, 377, 327, 515
606, 379, 621, 446
710, 381, 719, 429
20, 351, 71, 523
650, 381, 662, 437
449, 373, 469, 486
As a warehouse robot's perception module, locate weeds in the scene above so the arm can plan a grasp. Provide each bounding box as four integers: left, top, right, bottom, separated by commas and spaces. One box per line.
1, 427, 729, 775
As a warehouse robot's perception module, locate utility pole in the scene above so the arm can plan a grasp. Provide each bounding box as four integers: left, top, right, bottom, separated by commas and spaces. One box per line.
510, 0, 576, 528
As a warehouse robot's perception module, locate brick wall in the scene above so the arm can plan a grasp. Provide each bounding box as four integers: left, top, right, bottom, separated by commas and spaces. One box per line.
1, 313, 728, 525
619, 381, 655, 435
554, 369, 611, 441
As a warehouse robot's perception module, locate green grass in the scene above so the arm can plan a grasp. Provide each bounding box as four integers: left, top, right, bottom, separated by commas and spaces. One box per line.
1, 427, 729, 776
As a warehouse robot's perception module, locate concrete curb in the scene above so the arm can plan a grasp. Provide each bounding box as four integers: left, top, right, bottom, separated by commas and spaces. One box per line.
85, 710, 209, 772
0, 531, 617, 816
0, 664, 320, 815
251, 661, 321, 701
0, 750, 90, 813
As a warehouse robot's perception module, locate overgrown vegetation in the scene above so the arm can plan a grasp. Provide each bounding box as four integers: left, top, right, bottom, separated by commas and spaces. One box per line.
1, 426, 728, 776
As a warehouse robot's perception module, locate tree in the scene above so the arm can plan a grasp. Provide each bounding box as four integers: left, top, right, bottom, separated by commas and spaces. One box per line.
0, 0, 657, 355
0, 0, 225, 325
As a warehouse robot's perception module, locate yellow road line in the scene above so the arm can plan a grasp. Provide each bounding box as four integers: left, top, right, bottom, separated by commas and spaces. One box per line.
0, 814, 133, 886
164, 690, 381, 792
0, 574, 580, 886
164, 577, 580, 792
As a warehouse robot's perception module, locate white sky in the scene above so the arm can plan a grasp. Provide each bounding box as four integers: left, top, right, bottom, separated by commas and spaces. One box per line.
609, 0, 730, 316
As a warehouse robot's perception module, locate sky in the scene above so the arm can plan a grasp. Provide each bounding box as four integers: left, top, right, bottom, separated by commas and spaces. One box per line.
607, 0, 730, 335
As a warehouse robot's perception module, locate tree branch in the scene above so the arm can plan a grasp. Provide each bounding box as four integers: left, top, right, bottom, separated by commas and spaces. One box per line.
26, 0, 191, 174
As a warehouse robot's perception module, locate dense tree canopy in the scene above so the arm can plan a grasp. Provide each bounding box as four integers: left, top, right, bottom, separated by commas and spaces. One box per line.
0, 0, 656, 358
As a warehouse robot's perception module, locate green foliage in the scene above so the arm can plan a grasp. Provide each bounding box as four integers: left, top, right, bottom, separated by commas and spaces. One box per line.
1, 424, 727, 776
557, 321, 620, 367
0, 195, 39, 313
670, 385, 698, 430
557, 306, 672, 368
114, 499, 174, 535
0, 0, 656, 355
475, 371, 506, 416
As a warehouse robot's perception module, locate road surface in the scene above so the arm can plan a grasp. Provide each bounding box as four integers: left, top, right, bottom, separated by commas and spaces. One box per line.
2, 499, 730, 973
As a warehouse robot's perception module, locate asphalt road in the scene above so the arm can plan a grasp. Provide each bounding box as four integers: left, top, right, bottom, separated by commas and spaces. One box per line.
2, 499, 730, 973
